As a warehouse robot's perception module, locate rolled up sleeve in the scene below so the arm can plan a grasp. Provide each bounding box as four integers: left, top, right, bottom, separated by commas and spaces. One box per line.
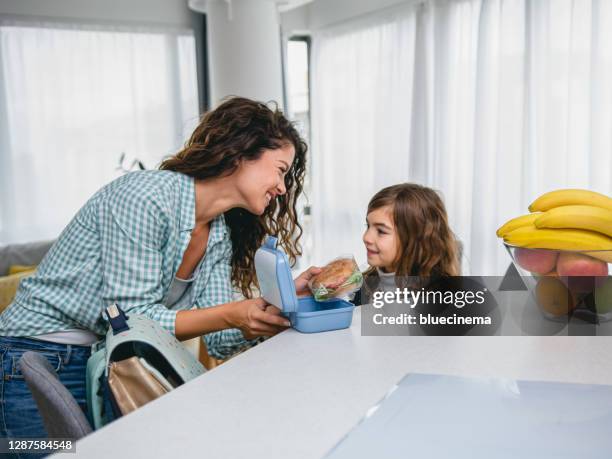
195, 248, 260, 359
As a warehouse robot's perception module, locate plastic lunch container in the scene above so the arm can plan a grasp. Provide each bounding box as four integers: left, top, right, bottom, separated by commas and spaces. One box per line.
254, 236, 355, 333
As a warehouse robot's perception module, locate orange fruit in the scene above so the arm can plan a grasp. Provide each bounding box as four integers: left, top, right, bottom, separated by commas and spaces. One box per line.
535, 276, 575, 316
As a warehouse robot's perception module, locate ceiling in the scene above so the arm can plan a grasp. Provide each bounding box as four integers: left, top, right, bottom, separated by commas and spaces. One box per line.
188, 0, 314, 14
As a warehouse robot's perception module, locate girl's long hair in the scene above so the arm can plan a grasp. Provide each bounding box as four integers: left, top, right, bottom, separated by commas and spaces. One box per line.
160, 97, 307, 298
365, 184, 460, 285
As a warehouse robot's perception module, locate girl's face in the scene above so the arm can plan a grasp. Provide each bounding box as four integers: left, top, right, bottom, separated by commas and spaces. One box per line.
363, 205, 399, 273
234, 143, 295, 215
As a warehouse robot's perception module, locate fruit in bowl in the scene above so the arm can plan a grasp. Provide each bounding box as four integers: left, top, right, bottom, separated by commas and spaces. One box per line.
556, 252, 609, 277
498, 188, 612, 319
557, 252, 609, 293
514, 247, 558, 275
505, 244, 611, 317
535, 275, 575, 316
594, 278, 612, 315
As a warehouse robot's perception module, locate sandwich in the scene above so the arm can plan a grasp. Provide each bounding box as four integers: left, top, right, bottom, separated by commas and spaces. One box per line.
309, 257, 363, 301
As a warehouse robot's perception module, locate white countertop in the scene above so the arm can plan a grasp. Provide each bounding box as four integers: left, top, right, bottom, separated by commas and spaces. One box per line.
66, 300, 612, 459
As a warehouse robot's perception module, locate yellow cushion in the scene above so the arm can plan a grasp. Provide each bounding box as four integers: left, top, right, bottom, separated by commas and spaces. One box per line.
0, 269, 36, 313
8, 264, 37, 275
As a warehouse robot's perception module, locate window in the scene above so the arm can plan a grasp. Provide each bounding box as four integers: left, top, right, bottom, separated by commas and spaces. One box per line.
285, 36, 312, 268
307, 1, 612, 275
0, 20, 199, 243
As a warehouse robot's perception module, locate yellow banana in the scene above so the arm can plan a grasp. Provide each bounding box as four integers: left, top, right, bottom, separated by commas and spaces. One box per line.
503, 225, 612, 252
529, 189, 612, 212
496, 213, 541, 238
534, 205, 612, 238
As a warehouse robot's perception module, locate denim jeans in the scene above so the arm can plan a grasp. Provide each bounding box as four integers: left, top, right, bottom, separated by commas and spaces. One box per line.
0, 336, 91, 459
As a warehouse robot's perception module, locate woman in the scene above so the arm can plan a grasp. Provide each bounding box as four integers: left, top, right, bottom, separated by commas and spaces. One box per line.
0, 97, 319, 443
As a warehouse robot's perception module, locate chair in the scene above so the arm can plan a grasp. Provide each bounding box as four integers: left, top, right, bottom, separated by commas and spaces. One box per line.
19, 351, 92, 439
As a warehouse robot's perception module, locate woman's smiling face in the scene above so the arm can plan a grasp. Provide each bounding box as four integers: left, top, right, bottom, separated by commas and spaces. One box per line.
363, 205, 399, 272
235, 142, 296, 215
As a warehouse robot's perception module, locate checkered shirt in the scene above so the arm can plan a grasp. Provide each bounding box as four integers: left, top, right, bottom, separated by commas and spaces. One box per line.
0, 170, 254, 359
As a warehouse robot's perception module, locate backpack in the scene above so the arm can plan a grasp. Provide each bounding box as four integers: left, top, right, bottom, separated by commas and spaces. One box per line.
86, 304, 205, 429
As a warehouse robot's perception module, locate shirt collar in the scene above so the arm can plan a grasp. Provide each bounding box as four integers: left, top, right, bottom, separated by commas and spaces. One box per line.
209, 213, 229, 246
376, 267, 396, 277
376, 268, 397, 289
178, 173, 229, 243
179, 173, 196, 232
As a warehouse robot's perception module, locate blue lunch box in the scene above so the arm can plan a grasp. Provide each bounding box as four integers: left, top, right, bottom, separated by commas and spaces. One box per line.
254, 236, 355, 333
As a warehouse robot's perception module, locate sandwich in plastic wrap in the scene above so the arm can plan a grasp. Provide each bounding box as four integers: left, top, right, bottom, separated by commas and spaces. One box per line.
308, 256, 363, 301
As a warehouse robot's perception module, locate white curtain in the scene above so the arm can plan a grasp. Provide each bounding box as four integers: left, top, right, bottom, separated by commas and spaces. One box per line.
0, 20, 199, 244
310, 0, 612, 275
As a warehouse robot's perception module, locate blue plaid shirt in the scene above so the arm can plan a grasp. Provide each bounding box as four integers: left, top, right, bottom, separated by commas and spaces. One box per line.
0, 171, 254, 359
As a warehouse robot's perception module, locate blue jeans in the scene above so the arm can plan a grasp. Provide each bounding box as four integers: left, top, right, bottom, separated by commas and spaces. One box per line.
0, 336, 91, 459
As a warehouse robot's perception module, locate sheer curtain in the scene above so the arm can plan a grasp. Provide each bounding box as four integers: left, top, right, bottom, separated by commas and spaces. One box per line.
0, 20, 199, 244
310, 0, 612, 275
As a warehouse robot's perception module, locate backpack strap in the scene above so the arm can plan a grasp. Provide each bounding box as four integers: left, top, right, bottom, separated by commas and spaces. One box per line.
105, 304, 130, 335
86, 347, 107, 430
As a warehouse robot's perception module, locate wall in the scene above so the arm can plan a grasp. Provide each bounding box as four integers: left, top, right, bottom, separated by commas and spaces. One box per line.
205, 0, 284, 107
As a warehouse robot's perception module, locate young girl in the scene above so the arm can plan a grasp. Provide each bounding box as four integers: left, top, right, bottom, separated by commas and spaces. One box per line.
354, 183, 461, 305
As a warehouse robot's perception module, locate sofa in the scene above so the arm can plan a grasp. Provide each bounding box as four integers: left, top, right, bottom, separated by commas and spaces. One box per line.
0, 240, 54, 312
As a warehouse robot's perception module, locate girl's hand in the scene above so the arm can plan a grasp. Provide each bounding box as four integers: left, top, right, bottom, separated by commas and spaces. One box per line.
294, 266, 323, 297
228, 297, 290, 340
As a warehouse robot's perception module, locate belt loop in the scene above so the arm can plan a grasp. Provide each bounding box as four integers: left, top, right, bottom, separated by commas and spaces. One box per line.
64, 344, 73, 365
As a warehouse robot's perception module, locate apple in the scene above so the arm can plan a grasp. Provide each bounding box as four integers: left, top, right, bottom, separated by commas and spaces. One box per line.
557, 252, 609, 277
594, 277, 612, 315
557, 252, 609, 293
515, 248, 558, 275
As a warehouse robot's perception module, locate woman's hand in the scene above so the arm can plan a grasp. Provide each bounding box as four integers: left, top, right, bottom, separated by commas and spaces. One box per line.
294, 266, 323, 297
228, 297, 290, 340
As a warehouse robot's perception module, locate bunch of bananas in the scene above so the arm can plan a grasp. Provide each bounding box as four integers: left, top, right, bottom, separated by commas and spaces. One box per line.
496, 189, 612, 263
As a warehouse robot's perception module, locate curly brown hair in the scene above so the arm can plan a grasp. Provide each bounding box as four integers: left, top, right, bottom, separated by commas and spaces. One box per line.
160, 96, 307, 298
366, 183, 460, 282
